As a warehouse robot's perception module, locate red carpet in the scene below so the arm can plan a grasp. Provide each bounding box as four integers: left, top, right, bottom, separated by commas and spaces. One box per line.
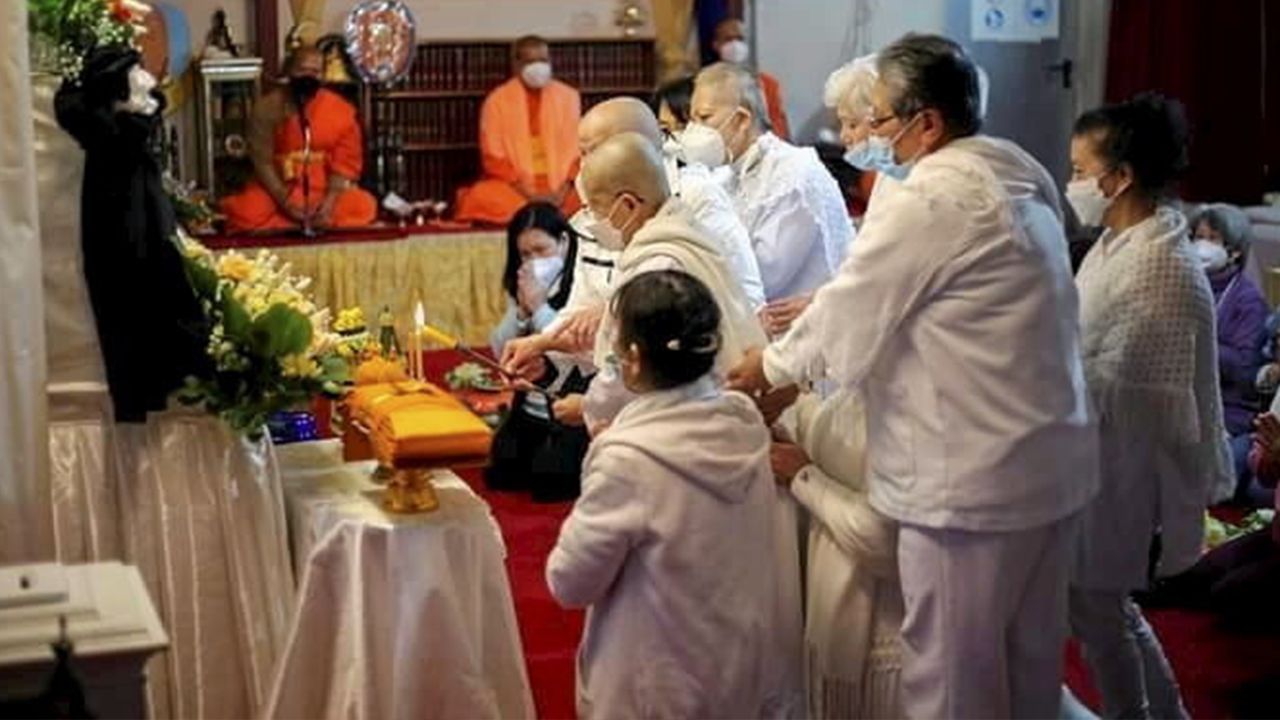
428, 352, 1280, 719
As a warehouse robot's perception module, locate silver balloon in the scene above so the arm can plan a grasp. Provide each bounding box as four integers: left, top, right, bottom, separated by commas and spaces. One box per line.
344, 0, 416, 85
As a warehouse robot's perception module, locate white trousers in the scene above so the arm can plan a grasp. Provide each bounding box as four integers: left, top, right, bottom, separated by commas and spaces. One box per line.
897, 514, 1078, 720
1068, 588, 1188, 719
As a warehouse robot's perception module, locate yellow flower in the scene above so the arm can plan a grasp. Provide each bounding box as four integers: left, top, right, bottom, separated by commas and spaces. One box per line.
217, 253, 254, 282
280, 354, 321, 379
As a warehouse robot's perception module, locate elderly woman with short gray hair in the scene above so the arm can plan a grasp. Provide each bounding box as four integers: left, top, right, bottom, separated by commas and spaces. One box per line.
1193, 203, 1270, 503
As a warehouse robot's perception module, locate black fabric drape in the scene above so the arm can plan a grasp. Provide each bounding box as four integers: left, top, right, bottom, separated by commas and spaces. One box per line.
54, 45, 207, 422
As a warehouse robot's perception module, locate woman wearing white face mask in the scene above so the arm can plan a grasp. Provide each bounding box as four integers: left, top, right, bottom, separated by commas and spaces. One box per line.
1068, 93, 1232, 720
1190, 204, 1270, 506
487, 202, 592, 502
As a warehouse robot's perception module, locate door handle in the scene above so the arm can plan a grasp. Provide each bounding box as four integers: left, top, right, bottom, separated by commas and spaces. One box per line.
1046, 59, 1074, 89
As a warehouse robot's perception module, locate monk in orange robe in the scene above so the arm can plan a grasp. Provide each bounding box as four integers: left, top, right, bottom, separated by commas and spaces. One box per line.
712, 18, 792, 140
454, 36, 582, 226
221, 46, 376, 233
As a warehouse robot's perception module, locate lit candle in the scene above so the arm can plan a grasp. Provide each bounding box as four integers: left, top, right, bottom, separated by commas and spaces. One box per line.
412, 301, 426, 380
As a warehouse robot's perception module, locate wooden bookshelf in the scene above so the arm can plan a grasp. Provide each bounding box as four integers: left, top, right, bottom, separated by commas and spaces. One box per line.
364, 38, 656, 209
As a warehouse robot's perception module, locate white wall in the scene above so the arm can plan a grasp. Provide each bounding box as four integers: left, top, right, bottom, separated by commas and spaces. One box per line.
756, 0, 948, 143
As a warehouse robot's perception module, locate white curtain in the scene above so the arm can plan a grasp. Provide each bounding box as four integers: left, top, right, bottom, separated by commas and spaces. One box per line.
0, 0, 54, 564
1072, 0, 1112, 119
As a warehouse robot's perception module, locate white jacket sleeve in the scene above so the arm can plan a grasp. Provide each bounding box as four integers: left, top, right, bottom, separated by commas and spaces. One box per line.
546, 460, 646, 608
681, 170, 767, 310
751, 188, 824, 300
788, 468, 897, 578
763, 186, 959, 390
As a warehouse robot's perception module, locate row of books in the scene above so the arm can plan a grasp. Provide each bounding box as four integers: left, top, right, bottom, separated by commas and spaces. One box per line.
395, 41, 655, 93
374, 97, 482, 146
370, 147, 480, 204
405, 43, 511, 93
548, 42, 655, 91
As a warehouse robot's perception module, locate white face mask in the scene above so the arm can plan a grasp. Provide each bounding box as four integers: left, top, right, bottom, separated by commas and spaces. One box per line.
520, 61, 553, 89
585, 197, 634, 251
117, 64, 160, 116
1065, 176, 1113, 228
1194, 240, 1230, 272
528, 254, 565, 289
719, 39, 750, 65
679, 122, 729, 168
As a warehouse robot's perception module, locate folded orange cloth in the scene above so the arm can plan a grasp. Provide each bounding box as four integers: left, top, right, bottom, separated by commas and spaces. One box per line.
354, 357, 410, 386
343, 382, 492, 467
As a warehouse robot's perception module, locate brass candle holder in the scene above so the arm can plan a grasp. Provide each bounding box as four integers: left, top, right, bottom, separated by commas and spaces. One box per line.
382, 468, 440, 514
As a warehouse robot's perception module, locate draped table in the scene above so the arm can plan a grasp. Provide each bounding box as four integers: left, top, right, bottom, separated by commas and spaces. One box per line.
204, 228, 507, 346
36, 75, 295, 719
267, 440, 535, 720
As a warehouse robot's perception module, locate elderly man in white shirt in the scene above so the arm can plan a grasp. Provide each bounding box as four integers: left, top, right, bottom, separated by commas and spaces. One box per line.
685, 62, 854, 335
730, 34, 1099, 720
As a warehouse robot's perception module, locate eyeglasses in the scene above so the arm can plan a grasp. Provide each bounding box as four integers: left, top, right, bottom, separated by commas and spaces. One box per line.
866, 113, 900, 130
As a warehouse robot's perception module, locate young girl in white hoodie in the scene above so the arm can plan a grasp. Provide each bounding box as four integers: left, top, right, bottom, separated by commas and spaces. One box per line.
546, 270, 780, 719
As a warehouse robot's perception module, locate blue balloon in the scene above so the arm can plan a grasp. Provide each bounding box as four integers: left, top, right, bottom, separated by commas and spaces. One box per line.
156, 2, 192, 80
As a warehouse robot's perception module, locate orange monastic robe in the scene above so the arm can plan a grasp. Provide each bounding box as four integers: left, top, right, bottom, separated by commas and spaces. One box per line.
454, 77, 582, 226
759, 71, 792, 141
222, 88, 377, 232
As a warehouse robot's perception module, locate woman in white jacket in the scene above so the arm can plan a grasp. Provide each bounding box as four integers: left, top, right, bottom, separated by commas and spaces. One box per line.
1067, 93, 1232, 719
772, 391, 903, 719
546, 270, 781, 719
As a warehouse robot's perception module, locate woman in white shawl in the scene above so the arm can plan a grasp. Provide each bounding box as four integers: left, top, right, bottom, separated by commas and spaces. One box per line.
771, 391, 903, 719
1066, 93, 1232, 719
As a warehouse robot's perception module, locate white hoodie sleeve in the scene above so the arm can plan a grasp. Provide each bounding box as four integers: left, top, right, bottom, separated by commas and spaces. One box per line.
763, 183, 958, 390
546, 459, 647, 608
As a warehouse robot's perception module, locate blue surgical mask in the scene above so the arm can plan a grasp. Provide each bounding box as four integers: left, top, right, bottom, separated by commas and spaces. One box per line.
866, 113, 921, 181
842, 140, 877, 171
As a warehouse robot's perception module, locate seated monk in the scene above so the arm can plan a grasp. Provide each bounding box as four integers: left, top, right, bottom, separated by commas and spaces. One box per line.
221, 46, 376, 233
455, 35, 582, 226
712, 18, 791, 140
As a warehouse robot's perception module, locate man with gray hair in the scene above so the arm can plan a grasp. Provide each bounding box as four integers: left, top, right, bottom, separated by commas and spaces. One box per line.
687, 62, 853, 336
729, 33, 1099, 719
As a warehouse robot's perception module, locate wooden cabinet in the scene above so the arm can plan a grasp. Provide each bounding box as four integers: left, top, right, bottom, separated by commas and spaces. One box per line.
194, 57, 263, 198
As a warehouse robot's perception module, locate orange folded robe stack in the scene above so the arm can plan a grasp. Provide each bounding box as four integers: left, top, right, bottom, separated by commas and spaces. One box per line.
343, 382, 493, 468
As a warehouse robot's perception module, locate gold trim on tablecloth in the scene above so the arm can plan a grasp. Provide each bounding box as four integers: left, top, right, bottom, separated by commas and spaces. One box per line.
218, 232, 507, 348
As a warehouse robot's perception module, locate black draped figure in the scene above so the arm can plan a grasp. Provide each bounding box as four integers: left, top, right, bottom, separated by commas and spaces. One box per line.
54, 46, 208, 422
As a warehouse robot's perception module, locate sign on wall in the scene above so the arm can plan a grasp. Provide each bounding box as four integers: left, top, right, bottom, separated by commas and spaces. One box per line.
972, 0, 1059, 43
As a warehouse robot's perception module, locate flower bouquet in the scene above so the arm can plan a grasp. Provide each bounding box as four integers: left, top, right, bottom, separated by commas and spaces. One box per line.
176, 234, 348, 439
28, 0, 148, 80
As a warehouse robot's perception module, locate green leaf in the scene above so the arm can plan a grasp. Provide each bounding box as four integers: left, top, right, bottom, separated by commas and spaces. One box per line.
221, 294, 252, 340
250, 304, 313, 358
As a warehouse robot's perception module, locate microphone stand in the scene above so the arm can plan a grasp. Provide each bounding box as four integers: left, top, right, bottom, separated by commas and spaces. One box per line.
301, 119, 315, 239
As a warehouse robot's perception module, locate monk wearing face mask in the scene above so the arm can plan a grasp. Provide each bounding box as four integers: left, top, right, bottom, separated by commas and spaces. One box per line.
220, 45, 377, 232
455, 35, 583, 226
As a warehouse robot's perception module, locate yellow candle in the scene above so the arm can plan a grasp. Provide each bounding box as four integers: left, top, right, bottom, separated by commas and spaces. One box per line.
421, 324, 458, 349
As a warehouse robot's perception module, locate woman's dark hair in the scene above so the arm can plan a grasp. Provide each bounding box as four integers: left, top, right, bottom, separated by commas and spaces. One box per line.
651, 76, 695, 129
612, 270, 721, 390
502, 202, 579, 309
1073, 92, 1190, 197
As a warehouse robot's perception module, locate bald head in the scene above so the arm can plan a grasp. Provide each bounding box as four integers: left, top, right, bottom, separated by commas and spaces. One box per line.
581, 132, 670, 242
578, 97, 663, 156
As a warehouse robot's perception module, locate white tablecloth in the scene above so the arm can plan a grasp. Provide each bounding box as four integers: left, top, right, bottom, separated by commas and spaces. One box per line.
268, 441, 535, 720
46, 397, 295, 719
